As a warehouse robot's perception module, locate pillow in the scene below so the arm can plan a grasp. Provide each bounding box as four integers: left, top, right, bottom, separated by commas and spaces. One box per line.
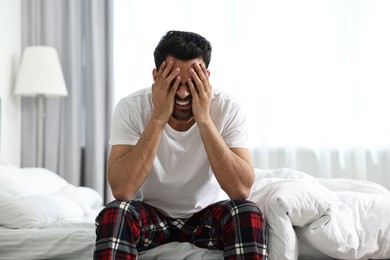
0, 195, 57, 228
0, 164, 68, 196
55, 185, 103, 214
0, 194, 85, 229
0, 163, 103, 228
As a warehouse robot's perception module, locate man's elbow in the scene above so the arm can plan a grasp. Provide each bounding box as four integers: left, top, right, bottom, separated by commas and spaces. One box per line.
229, 186, 251, 200
109, 180, 135, 201
111, 189, 134, 201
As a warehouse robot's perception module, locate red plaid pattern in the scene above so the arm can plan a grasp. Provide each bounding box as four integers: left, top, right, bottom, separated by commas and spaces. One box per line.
94, 200, 268, 260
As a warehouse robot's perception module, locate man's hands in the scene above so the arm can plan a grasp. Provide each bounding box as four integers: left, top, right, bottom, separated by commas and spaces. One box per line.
188, 63, 213, 124
152, 58, 212, 124
152, 60, 181, 123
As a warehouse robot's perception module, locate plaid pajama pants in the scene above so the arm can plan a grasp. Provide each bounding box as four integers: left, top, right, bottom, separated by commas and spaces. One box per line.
94, 199, 268, 260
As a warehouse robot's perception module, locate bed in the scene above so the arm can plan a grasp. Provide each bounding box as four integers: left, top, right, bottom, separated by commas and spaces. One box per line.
0, 163, 103, 260
1, 163, 389, 260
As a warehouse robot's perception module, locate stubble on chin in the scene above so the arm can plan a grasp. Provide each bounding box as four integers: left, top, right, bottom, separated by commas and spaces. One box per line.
172, 109, 193, 121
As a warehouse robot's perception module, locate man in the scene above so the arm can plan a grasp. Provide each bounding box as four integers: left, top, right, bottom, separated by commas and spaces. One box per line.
94, 30, 268, 260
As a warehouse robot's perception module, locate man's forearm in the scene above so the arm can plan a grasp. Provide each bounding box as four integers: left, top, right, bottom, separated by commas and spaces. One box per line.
108, 118, 166, 200
197, 119, 255, 200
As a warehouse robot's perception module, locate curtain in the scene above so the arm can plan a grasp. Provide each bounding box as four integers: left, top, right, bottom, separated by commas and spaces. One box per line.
113, 0, 390, 189
21, 0, 113, 201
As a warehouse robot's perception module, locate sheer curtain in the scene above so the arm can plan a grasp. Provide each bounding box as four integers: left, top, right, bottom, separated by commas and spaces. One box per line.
113, 0, 390, 188
21, 0, 113, 200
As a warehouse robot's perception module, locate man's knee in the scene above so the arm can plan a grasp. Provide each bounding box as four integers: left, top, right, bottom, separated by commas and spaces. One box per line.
220, 200, 267, 253
95, 200, 139, 228
228, 199, 263, 216
94, 200, 140, 259
221, 199, 266, 230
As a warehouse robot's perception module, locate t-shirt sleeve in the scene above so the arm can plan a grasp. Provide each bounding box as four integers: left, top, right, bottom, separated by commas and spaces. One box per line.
221, 101, 249, 149
109, 99, 140, 146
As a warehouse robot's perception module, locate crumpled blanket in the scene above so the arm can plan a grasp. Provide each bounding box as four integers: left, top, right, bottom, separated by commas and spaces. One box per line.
249, 168, 390, 260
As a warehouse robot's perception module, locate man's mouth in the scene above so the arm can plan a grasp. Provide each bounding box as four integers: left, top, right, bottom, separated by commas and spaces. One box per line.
175, 99, 190, 106
172, 98, 193, 121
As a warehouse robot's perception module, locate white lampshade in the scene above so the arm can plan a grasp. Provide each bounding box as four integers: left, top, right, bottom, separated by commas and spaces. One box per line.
14, 46, 68, 97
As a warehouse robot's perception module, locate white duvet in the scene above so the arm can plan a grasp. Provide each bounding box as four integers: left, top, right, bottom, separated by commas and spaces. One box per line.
249, 168, 390, 260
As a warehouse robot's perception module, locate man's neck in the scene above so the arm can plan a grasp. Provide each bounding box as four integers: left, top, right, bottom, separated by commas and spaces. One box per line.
168, 117, 196, 132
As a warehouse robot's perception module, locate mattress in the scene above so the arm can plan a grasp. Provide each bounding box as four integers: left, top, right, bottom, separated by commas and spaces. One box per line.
0, 218, 334, 260
136, 240, 336, 260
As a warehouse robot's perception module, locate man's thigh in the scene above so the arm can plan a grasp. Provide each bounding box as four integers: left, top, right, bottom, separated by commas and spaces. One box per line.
130, 201, 173, 251
172, 200, 265, 251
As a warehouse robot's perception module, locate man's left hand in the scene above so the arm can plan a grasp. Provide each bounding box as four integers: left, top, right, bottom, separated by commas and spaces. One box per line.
188, 63, 212, 124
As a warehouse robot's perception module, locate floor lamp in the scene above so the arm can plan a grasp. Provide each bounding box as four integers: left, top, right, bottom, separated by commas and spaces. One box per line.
14, 46, 68, 168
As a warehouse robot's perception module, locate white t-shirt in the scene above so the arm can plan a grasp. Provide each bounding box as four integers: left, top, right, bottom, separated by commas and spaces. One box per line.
110, 87, 249, 218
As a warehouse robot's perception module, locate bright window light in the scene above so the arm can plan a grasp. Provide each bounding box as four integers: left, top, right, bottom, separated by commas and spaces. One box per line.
113, 0, 390, 150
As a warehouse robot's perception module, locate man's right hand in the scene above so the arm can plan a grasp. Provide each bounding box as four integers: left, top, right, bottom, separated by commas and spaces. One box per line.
151, 60, 181, 123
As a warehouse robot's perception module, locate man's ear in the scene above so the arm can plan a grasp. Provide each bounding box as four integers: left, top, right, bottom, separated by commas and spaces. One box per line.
152, 68, 158, 81
207, 70, 210, 77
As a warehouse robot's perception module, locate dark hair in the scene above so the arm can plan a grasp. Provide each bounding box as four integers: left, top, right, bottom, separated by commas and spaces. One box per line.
154, 30, 212, 69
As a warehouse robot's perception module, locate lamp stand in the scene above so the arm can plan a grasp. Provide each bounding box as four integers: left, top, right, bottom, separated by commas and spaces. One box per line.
36, 94, 45, 168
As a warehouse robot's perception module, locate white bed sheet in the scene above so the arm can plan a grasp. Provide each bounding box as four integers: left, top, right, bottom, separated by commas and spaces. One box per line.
0, 220, 332, 260
138, 242, 223, 260
136, 240, 337, 260
0, 209, 100, 260
136, 240, 336, 260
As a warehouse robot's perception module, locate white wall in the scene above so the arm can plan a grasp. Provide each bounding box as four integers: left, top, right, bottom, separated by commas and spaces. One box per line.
0, 0, 22, 165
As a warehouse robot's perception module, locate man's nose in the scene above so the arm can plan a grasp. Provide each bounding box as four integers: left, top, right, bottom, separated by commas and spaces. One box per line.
176, 85, 190, 99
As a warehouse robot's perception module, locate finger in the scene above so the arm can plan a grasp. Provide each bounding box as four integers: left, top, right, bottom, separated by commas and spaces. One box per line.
196, 63, 208, 80
168, 76, 181, 98
196, 64, 211, 92
164, 67, 180, 90
160, 60, 175, 79
157, 61, 167, 77
187, 78, 199, 97
189, 67, 204, 94
199, 64, 209, 81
